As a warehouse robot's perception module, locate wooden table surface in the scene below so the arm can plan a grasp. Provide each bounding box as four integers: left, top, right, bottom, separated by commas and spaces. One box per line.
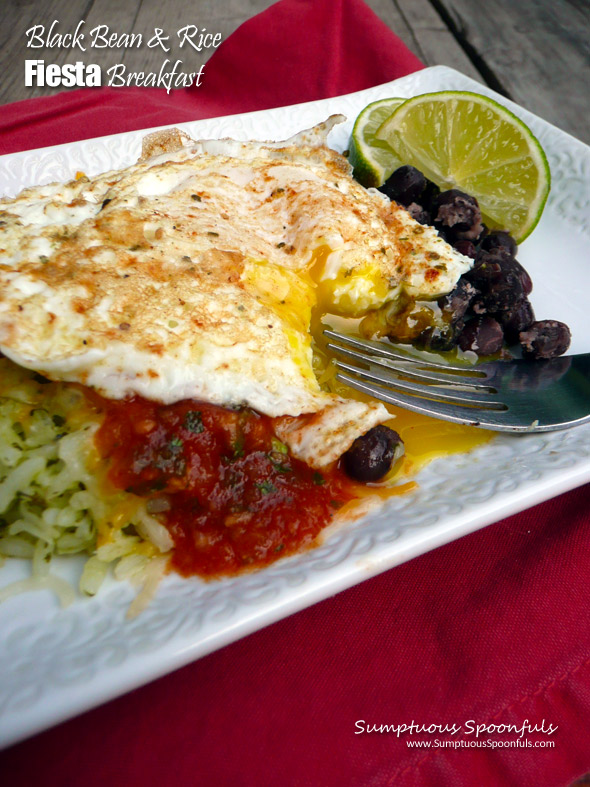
1, 0, 588, 144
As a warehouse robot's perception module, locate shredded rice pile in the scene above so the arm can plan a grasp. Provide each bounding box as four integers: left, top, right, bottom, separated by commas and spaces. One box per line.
0, 359, 171, 614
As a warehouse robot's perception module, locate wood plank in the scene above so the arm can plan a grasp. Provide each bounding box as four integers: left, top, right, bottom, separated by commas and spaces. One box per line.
432, 0, 590, 143
0, 0, 127, 104
391, 0, 482, 80
70, 0, 146, 71
115, 0, 278, 75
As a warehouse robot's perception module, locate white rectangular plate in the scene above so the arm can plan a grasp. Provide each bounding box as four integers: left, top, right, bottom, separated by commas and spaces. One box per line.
1, 66, 589, 749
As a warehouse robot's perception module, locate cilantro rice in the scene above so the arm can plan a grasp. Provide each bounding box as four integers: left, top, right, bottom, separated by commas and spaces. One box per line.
0, 358, 171, 613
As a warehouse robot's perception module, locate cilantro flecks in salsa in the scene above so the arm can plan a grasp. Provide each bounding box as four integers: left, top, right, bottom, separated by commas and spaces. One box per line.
95, 397, 356, 577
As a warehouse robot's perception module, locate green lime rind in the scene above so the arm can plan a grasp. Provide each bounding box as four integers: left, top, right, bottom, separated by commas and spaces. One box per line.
348, 97, 406, 188
374, 90, 551, 243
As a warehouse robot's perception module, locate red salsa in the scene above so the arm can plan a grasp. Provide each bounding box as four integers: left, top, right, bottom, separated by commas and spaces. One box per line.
94, 397, 356, 577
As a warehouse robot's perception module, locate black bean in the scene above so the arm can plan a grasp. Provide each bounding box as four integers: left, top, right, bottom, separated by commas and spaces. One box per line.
421, 179, 441, 212
453, 240, 478, 259
419, 320, 465, 352
342, 425, 404, 482
474, 250, 533, 302
476, 223, 489, 243
467, 260, 502, 291
453, 222, 487, 244
405, 202, 431, 225
496, 298, 535, 344
474, 270, 525, 314
519, 320, 571, 359
475, 245, 512, 265
379, 166, 427, 206
433, 189, 483, 234
501, 257, 533, 296
480, 230, 517, 256
466, 248, 531, 301
457, 316, 504, 356
438, 279, 479, 323
434, 226, 453, 245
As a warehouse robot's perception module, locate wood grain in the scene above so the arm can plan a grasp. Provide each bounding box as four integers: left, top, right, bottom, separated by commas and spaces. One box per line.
431, 0, 590, 142
393, 0, 482, 80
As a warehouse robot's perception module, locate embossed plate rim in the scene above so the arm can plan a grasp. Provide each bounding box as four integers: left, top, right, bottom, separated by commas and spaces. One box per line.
1, 66, 590, 749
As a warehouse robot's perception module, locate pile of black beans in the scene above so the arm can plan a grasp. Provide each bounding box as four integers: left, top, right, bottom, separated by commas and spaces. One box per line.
378, 166, 571, 360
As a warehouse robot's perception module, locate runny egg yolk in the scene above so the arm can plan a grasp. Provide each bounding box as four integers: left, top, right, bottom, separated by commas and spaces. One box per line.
242, 247, 493, 483
309, 244, 393, 317
306, 246, 493, 479
313, 342, 493, 481
241, 258, 318, 385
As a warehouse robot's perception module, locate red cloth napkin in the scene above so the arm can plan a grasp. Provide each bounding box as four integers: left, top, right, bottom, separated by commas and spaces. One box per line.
0, 0, 422, 155
1, 1, 589, 785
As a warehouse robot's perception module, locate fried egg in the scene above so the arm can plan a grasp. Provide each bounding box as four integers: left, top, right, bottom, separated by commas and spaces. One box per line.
0, 118, 472, 466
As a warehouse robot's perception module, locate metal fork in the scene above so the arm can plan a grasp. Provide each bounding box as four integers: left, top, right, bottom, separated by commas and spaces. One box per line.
324, 329, 590, 433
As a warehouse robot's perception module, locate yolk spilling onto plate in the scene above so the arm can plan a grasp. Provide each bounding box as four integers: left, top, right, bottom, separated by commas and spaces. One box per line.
244, 245, 493, 485
314, 345, 493, 482
305, 245, 493, 482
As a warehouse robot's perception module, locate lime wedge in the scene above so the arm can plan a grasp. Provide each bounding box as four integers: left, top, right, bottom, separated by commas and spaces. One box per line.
348, 97, 406, 188
375, 91, 551, 243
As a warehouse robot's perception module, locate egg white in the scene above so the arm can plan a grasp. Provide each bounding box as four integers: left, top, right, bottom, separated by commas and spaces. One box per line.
0, 120, 472, 465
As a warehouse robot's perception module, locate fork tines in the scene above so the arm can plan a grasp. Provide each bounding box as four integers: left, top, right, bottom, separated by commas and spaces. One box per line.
323, 329, 590, 433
